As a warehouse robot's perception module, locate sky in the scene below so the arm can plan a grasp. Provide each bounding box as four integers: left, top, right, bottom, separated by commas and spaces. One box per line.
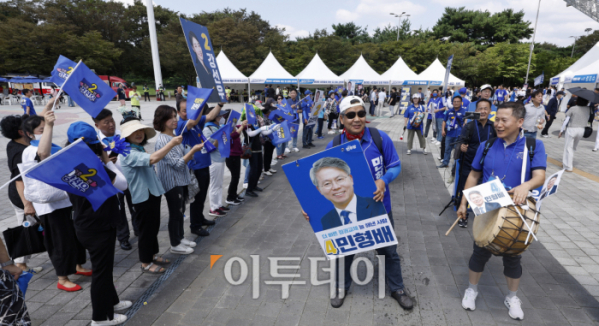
123, 0, 599, 47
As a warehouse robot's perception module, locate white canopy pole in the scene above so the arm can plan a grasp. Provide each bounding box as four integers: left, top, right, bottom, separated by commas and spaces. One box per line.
146, 0, 163, 90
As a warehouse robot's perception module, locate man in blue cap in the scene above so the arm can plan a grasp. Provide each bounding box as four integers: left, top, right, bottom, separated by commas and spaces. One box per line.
301, 90, 315, 148
458, 87, 470, 108
468, 84, 497, 121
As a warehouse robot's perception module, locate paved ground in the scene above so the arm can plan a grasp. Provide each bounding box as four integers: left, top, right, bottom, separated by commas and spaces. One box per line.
0, 100, 598, 325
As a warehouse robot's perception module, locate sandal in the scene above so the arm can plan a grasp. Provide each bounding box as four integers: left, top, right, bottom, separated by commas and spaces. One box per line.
153, 255, 171, 265
141, 263, 165, 274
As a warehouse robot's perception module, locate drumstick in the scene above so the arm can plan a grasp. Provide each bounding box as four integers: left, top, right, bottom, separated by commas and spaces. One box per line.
445, 216, 461, 236
512, 206, 538, 242
524, 211, 540, 245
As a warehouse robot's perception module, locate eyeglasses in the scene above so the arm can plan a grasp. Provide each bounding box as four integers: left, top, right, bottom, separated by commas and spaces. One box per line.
320, 175, 350, 190
343, 111, 366, 119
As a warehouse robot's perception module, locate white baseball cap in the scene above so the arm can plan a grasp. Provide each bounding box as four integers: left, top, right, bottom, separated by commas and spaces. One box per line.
412, 93, 421, 99
480, 84, 493, 91
339, 96, 365, 113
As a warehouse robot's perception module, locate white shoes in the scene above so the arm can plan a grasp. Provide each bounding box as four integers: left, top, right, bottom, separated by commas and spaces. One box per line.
406, 150, 411, 155
504, 296, 524, 320
293, 147, 300, 152
593, 148, 598, 152
284, 148, 291, 154
271, 159, 278, 166
437, 155, 442, 161
423, 148, 428, 155
114, 301, 132, 311
180, 238, 196, 248
462, 288, 478, 311
269, 169, 277, 173
92, 314, 127, 326
263, 171, 273, 176
243, 183, 248, 189
171, 244, 193, 254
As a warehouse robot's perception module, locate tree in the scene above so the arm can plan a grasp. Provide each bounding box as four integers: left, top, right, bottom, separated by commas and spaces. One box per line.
331, 22, 371, 44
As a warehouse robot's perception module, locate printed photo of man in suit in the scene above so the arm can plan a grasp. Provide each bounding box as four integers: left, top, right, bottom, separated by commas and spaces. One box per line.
310, 157, 387, 231
539, 176, 558, 200
468, 190, 501, 216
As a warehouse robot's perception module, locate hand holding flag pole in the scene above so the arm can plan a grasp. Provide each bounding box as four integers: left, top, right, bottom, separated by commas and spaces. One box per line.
51, 60, 83, 112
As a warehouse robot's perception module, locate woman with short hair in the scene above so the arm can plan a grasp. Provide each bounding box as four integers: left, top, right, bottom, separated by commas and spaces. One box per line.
559, 96, 592, 172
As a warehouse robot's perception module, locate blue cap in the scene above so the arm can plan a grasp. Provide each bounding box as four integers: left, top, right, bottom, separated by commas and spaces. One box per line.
459, 87, 467, 94
328, 90, 335, 95
304, 90, 312, 95
67, 121, 100, 145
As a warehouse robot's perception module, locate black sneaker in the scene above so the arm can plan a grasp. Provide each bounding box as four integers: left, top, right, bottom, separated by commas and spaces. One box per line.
191, 228, 209, 236
219, 206, 231, 212
225, 199, 241, 205
236, 196, 245, 202
459, 219, 468, 228
209, 209, 226, 217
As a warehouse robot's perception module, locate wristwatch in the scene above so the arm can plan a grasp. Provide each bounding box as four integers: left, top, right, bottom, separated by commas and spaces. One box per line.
1, 260, 14, 268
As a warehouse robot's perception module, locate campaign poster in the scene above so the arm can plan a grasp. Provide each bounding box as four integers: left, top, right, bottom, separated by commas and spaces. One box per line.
180, 17, 226, 103
347, 81, 356, 95
535, 170, 564, 210
463, 179, 513, 216
398, 87, 411, 114
307, 90, 325, 127
282, 141, 398, 259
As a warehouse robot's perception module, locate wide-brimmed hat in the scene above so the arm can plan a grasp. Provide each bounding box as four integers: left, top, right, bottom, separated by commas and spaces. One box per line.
121, 119, 156, 140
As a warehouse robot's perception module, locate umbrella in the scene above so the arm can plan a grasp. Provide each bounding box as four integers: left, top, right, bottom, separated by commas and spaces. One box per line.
567, 87, 599, 103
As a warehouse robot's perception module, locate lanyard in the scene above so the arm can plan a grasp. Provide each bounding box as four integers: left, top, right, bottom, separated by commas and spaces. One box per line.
491, 136, 520, 182
474, 122, 491, 144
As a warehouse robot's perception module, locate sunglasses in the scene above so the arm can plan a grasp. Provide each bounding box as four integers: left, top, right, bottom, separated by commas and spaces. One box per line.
343, 111, 367, 119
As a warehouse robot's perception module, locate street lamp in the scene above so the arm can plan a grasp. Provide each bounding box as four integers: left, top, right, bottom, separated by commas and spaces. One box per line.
390, 12, 408, 41
570, 36, 581, 57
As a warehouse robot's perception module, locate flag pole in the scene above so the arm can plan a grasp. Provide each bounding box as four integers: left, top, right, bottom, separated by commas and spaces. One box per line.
0, 138, 84, 191
52, 60, 83, 112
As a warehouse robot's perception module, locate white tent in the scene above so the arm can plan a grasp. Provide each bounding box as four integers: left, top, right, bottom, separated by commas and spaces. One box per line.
418, 58, 465, 87
340, 55, 387, 85
551, 42, 599, 87
295, 53, 343, 85
248, 52, 296, 84
216, 51, 247, 84
381, 56, 423, 86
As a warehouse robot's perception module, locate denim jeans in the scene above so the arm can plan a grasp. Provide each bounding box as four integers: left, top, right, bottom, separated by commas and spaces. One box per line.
524, 131, 537, 139
243, 159, 250, 184
335, 211, 404, 292
277, 142, 287, 156
436, 119, 444, 142
303, 125, 314, 146
317, 118, 324, 137
442, 136, 458, 166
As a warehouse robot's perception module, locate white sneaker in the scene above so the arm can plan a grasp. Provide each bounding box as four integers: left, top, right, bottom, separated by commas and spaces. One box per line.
171, 244, 193, 255
542, 135, 550, 138
92, 314, 127, 326
269, 169, 277, 173
284, 148, 291, 154
504, 296, 524, 320
293, 147, 300, 152
243, 183, 248, 189
263, 171, 273, 176
435, 141, 441, 146
462, 288, 478, 311
593, 148, 598, 152
271, 160, 278, 166
406, 150, 411, 155
437, 155, 442, 161
423, 148, 428, 155
114, 301, 132, 311
180, 238, 197, 248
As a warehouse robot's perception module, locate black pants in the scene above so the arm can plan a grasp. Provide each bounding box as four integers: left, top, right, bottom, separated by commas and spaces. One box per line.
424, 119, 433, 137
468, 242, 522, 279
76, 227, 119, 322
164, 186, 186, 247
440, 136, 446, 160
248, 152, 263, 192
116, 191, 135, 242
541, 116, 555, 136
190, 167, 210, 231
144, 92, 150, 101
133, 194, 162, 264
317, 118, 325, 137
40, 207, 86, 276
328, 113, 338, 129
225, 156, 241, 201
263, 142, 275, 172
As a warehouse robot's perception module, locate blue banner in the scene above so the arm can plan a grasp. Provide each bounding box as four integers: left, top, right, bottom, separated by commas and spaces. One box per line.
61, 62, 117, 118
26, 141, 121, 211
245, 103, 258, 128
227, 110, 241, 126
200, 133, 216, 153
402, 80, 428, 86
186, 86, 213, 121
442, 54, 454, 89
209, 123, 232, 158
180, 17, 226, 102
534, 72, 545, 86
269, 109, 295, 123
50, 55, 77, 86
571, 74, 597, 84
268, 121, 291, 145
550, 77, 560, 85
289, 123, 299, 138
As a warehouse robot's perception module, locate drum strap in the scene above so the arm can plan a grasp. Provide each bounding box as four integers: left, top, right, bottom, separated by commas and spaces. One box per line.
479, 137, 536, 168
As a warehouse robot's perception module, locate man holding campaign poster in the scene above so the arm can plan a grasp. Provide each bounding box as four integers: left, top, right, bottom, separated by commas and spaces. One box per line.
288, 95, 412, 311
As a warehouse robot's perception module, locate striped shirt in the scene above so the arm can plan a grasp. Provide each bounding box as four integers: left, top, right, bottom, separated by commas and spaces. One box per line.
154, 133, 192, 193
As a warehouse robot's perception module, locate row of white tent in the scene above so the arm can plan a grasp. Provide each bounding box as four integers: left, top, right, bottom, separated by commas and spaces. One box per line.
216, 50, 465, 88
550, 41, 599, 90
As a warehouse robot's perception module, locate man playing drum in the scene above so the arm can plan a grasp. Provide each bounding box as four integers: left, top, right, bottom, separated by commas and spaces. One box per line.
457, 102, 546, 321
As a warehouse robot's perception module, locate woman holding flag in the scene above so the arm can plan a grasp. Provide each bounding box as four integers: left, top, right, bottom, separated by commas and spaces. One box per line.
258, 99, 278, 175
203, 107, 232, 218
275, 94, 289, 160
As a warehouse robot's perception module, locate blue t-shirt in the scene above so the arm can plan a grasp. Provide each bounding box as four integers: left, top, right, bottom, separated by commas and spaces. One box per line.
301, 96, 313, 122
21, 97, 36, 115
403, 104, 425, 130
429, 97, 445, 119
326, 128, 400, 213
444, 108, 466, 138
495, 89, 508, 101
471, 136, 547, 190
285, 97, 300, 122
461, 97, 471, 109
175, 116, 210, 170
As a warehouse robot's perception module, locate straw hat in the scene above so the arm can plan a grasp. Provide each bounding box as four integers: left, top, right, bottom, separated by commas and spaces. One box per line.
120, 119, 156, 140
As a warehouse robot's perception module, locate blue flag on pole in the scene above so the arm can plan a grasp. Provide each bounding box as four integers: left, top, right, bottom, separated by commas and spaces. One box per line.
268, 121, 291, 145
534, 72, 545, 87
245, 103, 258, 127
186, 86, 214, 121
50, 55, 77, 86
269, 109, 295, 123
25, 140, 121, 211
60, 62, 117, 118
212, 123, 232, 158
227, 110, 241, 126
199, 133, 216, 153
289, 123, 299, 138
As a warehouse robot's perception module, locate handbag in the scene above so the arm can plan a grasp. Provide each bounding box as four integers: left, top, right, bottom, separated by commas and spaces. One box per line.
18, 162, 69, 204
3, 215, 46, 258
583, 126, 593, 138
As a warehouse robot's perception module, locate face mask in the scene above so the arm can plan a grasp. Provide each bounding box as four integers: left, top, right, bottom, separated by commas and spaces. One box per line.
432, 93, 438, 97
34, 134, 43, 140
219, 118, 225, 125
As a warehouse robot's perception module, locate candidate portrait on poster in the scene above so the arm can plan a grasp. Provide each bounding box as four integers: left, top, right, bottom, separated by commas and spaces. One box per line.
310, 157, 387, 231
463, 179, 513, 216
188, 30, 217, 91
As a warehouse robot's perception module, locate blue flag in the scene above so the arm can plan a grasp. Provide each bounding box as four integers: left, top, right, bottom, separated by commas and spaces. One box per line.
50, 55, 77, 86
215, 123, 232, 158
245, 103, 258, 127
289, 123, 299, 138
186, 86, 214, 121
61, 62, 117, 118
268, 121, 291, 145
269, 109, 295, 123
25, 141, 121, 211
227, 110, 241, 126
200, 133, 216, 153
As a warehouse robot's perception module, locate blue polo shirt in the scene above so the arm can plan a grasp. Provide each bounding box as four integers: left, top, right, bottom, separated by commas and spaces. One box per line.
285, 97, 300, 122
175, 116, 210, 170
471, 136, 546, 190
326, 128, 400, 214
429, 97, 445, 119
443, 108, 466, 137
21, 97, 36, 115
495, 89, 508, 101
301, 96, 313, 122
403, 104, 425, 130
461, 97, 471, 109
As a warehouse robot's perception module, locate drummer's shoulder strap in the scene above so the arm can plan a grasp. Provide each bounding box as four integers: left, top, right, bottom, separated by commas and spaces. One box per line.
479, 137, 536, 166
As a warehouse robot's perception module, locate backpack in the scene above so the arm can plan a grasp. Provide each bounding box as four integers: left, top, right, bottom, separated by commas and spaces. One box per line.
333, 128, 386, 173
479, 137, 536, 167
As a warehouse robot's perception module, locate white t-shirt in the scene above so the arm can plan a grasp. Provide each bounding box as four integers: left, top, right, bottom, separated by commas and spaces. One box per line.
21, 145, 72, 216
370, 91, 378, 102
378, 92, 387, 101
